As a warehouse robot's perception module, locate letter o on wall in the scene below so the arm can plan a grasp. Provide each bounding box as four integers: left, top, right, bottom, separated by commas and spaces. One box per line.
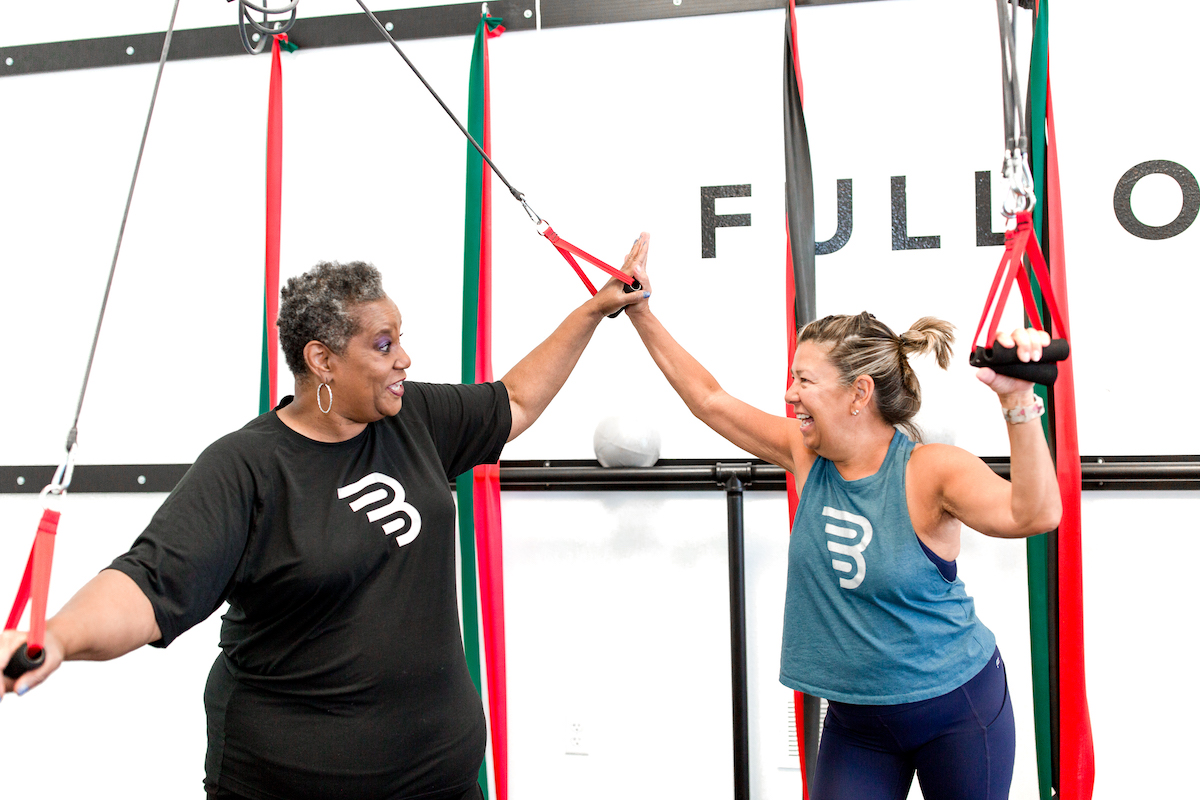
1113, 160, 1200, 240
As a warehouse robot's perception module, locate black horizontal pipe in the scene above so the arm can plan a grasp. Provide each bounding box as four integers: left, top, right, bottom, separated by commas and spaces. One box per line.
498, 459, 785, 491
499, 457, 1200, 491
2, 456, 1198, 494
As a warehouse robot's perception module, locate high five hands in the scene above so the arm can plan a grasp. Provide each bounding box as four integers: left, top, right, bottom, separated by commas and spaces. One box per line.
596, 232, 651, 318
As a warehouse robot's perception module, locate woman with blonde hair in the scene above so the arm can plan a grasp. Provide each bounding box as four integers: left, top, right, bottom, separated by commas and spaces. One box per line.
624, 236, 1059, 800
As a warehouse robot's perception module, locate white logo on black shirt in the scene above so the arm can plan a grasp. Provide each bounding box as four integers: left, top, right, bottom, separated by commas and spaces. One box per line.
337, 472, 423, 548
822, 506, 873, 590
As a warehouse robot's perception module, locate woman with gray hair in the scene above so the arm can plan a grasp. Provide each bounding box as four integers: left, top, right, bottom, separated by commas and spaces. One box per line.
0, 237, 650, 800
623, 237, 1059, 800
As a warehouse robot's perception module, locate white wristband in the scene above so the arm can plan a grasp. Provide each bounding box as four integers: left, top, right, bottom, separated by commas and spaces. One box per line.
1003, 395, 1045, 425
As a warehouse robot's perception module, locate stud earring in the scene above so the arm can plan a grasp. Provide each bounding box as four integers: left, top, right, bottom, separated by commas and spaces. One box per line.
852, 409, 859, 416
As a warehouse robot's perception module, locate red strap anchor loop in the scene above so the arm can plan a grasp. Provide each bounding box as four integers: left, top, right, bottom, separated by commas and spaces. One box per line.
538, 224, 635, 296
972, 210, 1070, 349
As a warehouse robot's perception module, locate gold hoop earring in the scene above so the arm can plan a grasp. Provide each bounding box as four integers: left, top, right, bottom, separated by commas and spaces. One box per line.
317, 382, 333, 414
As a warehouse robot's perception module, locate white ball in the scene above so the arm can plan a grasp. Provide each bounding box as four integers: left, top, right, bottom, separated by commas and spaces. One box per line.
593, 415, 661, 468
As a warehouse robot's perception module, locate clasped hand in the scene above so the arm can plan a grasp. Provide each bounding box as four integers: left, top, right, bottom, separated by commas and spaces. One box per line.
975, 327, 1052, 400
591, 232, 651, 317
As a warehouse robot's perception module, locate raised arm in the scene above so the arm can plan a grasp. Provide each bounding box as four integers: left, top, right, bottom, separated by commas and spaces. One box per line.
1, 568, 160, 697
924, 327, 1063, 538
502, 234, 651, 441
623, 239, 808, 474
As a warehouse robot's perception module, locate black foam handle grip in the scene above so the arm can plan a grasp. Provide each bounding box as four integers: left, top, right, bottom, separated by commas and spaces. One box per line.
969, 339, 1070, 387
3, 642, 45, 681
606, 278, 643, 319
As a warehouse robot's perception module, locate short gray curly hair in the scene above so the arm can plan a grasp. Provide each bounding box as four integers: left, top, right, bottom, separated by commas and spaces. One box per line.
278, 261, 386, 378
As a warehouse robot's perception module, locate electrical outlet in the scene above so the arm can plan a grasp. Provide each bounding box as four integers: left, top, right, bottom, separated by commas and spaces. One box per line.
566, 721, 588, 756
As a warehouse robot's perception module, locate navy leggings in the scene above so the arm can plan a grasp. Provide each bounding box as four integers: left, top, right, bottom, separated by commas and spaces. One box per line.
812, 648, 1015, 800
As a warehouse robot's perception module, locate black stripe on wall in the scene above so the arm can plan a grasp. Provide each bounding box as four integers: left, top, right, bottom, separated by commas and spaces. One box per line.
0, 0, 891, 78
0, 2, 536, 77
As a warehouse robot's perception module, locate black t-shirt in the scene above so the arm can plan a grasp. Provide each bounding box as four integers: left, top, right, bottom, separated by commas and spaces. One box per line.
109, 382, 512, 800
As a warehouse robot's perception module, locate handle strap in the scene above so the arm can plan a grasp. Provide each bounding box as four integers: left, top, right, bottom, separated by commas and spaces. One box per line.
540, 225, 635, 293
973, 211, 1069, 349
4, 510, 61, 654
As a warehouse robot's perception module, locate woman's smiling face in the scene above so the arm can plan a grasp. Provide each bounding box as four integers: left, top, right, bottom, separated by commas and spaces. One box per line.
328, 296, 411, 423
784, 340, 854, 452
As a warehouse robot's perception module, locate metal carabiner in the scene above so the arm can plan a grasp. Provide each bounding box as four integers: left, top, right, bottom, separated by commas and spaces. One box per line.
1000, 149, 1036, 218
38, 444, 77, 510
518, 194, 538, 224
519, 195, 551, 235
1000, 190, 1027, 218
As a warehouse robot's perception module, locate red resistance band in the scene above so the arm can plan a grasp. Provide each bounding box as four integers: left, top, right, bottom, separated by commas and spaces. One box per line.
5, 509, 61, 656
263, 33, 286, 409
539, 225, 636, 296
973, 210, 1069, 348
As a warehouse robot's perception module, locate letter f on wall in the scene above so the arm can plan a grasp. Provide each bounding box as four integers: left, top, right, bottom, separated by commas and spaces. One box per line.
700, 184, 751, 258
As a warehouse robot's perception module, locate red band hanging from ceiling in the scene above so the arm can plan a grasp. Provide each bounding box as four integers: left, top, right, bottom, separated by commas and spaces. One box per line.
261, 34, 285, 413
462, 16, 509, 800
1044, 78, 1094, 800
477, 17, 509, 800
784, 0, 818, 794
784, 231, 800, 518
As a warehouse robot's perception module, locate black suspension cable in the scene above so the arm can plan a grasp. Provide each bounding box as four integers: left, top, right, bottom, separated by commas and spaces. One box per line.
995, 0, 1026, 155
63, 0, 182, 460
994, 0, 1035, 215
351, 0, 529, 209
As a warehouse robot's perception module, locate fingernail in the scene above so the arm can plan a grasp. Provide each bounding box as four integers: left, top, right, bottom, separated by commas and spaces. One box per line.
643, 291, 650, 298
16, 685, 28, 696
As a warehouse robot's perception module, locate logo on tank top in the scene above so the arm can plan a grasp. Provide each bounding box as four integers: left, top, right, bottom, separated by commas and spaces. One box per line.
337, 472, 423, 548
822, 506, 873, 590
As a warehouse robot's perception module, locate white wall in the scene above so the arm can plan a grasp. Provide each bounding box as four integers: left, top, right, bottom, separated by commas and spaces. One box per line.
2, 0, 1197, 797
4, 1, 1198, 468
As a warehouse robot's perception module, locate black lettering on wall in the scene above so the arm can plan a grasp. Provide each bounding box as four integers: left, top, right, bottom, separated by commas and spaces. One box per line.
816, 179, 853, 255
701, 184, 751, 258
975, 171, 1005, 247
890, 176, 940, 250
1113, 160, 1200, 240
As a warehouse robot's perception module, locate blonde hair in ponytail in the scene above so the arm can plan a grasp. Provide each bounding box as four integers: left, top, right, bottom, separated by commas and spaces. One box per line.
798, 313, 955, 443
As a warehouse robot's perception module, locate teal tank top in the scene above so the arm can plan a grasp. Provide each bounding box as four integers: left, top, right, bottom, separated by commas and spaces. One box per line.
779, 429, 996, 704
